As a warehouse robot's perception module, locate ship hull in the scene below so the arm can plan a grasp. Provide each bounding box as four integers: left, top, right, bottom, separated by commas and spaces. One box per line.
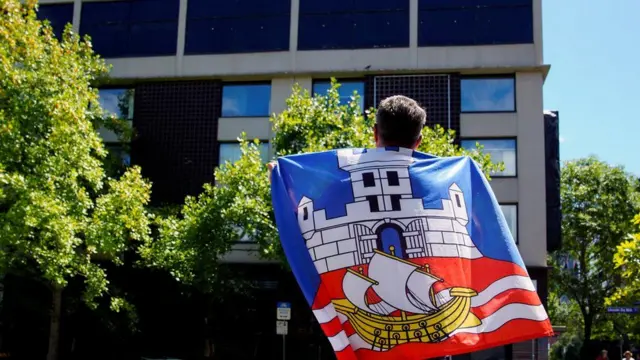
332, 287, 480, 350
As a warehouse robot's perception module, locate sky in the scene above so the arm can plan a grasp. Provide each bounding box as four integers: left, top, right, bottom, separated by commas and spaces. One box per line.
542, 0, 640, 175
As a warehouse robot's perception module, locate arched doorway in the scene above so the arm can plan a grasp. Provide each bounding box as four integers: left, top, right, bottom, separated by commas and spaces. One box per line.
375, 224, 407, 259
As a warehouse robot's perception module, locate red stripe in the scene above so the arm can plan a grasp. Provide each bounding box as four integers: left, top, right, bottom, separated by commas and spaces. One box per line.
335, 347, 358, 360
319, 316, 344, 338
351, 318, 553, 360
471, 288, 543, 319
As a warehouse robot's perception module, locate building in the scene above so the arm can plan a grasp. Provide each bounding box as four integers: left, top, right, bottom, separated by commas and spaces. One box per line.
34, 0, 559, 359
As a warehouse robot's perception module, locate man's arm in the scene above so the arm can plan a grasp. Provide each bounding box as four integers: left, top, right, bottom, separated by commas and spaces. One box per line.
267, 161, 276, 183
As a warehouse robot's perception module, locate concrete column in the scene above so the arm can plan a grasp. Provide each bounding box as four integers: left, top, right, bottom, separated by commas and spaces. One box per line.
515, 72, 546, 267
289, 0, 300, 70
409, 0, 419, 67
175, 0, 188, 76
72, 0, 81, 33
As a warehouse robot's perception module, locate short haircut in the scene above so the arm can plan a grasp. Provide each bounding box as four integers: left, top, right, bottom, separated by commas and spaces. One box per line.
375, 95, 427, 148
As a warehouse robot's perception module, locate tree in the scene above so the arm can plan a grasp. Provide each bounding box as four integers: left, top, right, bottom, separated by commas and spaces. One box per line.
550, 157, 639, 357
609, 213, 640, 306
145, 79, 503, 276
0, 1, 152, 359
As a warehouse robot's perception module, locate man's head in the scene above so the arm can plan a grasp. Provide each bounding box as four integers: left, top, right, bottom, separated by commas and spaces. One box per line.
374, 95, 427, 149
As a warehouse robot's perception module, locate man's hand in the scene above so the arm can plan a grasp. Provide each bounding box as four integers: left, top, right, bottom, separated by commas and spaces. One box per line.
267, 161, 276, 183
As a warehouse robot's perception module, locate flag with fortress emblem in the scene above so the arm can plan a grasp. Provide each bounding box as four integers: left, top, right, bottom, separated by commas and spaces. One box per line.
270, 147, 553, 360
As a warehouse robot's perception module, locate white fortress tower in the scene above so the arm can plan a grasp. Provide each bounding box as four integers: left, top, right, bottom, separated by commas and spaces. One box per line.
297, 148, 483, 275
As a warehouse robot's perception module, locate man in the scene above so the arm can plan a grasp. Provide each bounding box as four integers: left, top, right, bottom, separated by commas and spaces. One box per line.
268, 95, 427, 178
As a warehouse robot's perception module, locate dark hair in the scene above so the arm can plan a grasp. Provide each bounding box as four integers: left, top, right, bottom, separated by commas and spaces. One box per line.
375, 95, 427, 148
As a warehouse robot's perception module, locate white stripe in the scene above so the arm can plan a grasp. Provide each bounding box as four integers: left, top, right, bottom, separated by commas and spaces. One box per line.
349, 333, 390, 351
434, 275, 538, 308
470, 275, 537, 307
313, 303, 338, 324
337, 313, 348, 324
450, 303, 548, 336
328, 331, 350, 351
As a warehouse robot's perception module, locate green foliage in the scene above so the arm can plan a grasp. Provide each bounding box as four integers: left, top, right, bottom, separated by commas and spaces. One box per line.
550, 157, 640, 344
550, 334, 583, 360
609, 214, 640, 305
0, 0, 152, 308
154, 79, 503, 273
139, 139, 274, 292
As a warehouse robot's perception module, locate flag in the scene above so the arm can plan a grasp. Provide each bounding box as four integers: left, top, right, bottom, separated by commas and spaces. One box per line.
271, 147, 553, 360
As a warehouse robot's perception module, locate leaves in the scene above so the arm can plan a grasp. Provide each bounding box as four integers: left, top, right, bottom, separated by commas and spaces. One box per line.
609, 213, 640, 304
550, 156, 640, 342
0, 0, 152, 309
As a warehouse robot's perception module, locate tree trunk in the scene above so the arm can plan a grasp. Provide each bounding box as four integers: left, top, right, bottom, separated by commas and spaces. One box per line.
46, 286, 62, 360
581, 314, 593, 360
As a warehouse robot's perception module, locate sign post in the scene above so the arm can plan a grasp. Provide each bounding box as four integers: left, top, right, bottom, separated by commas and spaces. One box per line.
606, 307, 639, 314
276, 302, 291, 360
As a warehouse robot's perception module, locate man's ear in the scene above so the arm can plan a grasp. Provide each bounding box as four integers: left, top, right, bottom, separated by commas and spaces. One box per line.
413, 134, 423, 150
373, 124, 379, 145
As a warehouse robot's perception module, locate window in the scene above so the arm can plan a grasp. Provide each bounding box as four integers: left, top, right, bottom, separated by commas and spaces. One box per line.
390, 195, 401, 211
461, 139, 516, 177
312, 81, 366, 110
99, 89, 134, 120
298, 0, 409, 50
185, 0, 290, 54
303, 207, 309, 221
387, 171, 399, 186
418, 1, 533, 47
37, 4, 74, 40
500, 204, 518, 244
362, 172, 375, 187
218, 142, 270, 165
367, 196, 380, 212
221, 84, 271, 117
80, 0, 179, 58
461, 77, 515, 112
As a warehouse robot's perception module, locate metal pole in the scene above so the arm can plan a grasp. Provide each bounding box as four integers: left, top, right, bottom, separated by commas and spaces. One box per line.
283, 334, 286, 360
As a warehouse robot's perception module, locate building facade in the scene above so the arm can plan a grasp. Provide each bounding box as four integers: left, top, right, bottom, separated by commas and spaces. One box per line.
36, 0, 556, 359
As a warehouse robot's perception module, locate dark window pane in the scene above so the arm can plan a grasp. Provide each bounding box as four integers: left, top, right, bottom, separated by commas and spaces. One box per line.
99, 89, 135, 120
461, 139, 516, 176
130, 0, 179, 22
362, 172, 375, 187
81, 23, 129, 58
351, 11, 409, 49
312, 81, 365, 110
185, 0, 290, 54
299, 11, 409, 50
129, 22, 178, 56
353, 0, 408, 11
303, 207, 309, 220
298, 14, 353, 50
419, 0, 530, 10
461, 78, 515, 112
418, 3, 533, 46
475, 6, 533, 45
418, 8, 475, 46
221, 84, 271, 117
367, 196, 380, 212
387, 171, 399, 186
390, 195, 401, 211
299, 0, 354, 13
37, 4, 74, 39
81, 2, 130, 24
80, 0, 179, 58
185, 16, 289, 54
188, 0, 290, 18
